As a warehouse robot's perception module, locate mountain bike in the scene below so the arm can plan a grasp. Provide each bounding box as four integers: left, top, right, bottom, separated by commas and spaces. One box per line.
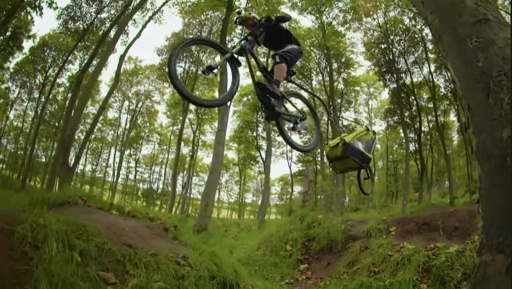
166, 10, 376, 195
166, 10, 321, 153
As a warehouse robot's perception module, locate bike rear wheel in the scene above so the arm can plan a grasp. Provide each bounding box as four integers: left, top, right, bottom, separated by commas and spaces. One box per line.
357, 167, 375, 195
167, 37, 241, 108
275, 91, 321, 153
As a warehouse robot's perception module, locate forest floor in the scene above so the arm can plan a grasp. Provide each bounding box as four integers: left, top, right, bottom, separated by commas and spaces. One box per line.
0, 189, 479, 289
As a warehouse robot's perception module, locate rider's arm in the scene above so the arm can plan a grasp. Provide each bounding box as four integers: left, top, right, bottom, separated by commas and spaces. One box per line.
274, 14, 292, 23
260, 13, 292, 25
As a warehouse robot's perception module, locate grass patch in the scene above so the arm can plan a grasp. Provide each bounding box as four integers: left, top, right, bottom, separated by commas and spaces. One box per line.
14, 212, 249, 289
320, 237, 477, 289
362, 219, 387, 238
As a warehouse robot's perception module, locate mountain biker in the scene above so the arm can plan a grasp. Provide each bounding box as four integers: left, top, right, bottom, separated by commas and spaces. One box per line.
237, 12, 303, 100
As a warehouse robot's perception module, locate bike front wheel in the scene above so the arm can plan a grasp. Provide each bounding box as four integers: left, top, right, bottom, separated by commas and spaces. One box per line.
167, 37, 241, 108
275, 91, 321, 153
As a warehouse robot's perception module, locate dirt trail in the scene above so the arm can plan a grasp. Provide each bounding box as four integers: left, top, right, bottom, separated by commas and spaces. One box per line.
0, 211, 31, 289
291, 205, 479, 288
386, 206, 478, 245
54, 205, 187, 256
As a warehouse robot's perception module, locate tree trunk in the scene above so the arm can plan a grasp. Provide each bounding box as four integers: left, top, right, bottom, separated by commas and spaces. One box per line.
21, 13, 101, 190
45, 2, 133, 191
100, 138, 114, 197
237, 167, 246, 219
420, 32, 455, 206
385, 128, 391, 205
286, 145, 294, 216
19, 62, 54, 189
216, 178, 223, 218
301, 167, 314, 206
70, 0, 170, 175
257, 121, 272, 227
89, 142, 104, 193
110, 102, 144, 202
403, 55, 427, 205
80, 142, 90, 188
410, 1, 511, 288
450, 74, 478, 199
167, 100, 189, 212
161, 124, 176, 193
394, 79, 411, 215
399, 107, 411, 215
194, 0, 234, 233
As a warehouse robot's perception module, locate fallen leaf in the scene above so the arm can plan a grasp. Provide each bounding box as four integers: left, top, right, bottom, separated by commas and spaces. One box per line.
299, 264, 309, 272
126, 264, 136, 275
369, 267, 380, 276
446, 245, 460, 253
72, 252, 81, 263
97, 271, 118, 285
404, 242, 414, 249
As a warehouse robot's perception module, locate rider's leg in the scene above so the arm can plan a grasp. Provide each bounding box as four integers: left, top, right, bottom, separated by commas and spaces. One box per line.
266, 45, 303, 98
265, 55, 288, 98
273, 62, 287, 83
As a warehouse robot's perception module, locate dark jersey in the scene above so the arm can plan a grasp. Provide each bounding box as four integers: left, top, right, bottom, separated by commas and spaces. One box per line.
259, 14, 301, 51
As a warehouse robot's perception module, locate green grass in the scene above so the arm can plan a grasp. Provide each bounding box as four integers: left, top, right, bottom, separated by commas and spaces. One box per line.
319, 236, 477, 289
0, 186, 478, 289
14, 212, 250, 289
1, 188, 250, 289
343, 192, 475, 221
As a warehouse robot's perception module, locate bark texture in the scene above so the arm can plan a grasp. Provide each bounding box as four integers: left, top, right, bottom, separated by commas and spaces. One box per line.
410, 0, 511, 288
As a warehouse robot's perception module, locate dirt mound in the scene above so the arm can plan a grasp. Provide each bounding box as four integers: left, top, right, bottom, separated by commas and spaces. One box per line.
0, 211, 32, 289
54, 205, 187, 256
288, 219, 368, 288
385, 206, 478, 245
289, 206, 479, 288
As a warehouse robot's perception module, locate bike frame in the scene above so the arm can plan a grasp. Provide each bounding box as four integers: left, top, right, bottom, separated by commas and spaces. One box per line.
206, 24, 323, 121
209, 22, 353, 138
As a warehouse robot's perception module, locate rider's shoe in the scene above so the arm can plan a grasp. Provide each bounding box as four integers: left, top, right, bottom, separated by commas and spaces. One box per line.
264, 112, 279, 121
265, 79, 283, 99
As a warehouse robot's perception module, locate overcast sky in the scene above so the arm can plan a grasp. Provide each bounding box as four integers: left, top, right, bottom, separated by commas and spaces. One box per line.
30, 1, 370, 180
33, 1, 183, 81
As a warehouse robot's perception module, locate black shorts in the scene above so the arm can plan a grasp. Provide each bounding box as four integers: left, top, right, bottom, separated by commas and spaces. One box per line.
272, 45, 303, 68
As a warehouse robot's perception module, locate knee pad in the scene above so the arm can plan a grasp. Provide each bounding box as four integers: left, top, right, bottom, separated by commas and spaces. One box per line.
272, 53, 288, 65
